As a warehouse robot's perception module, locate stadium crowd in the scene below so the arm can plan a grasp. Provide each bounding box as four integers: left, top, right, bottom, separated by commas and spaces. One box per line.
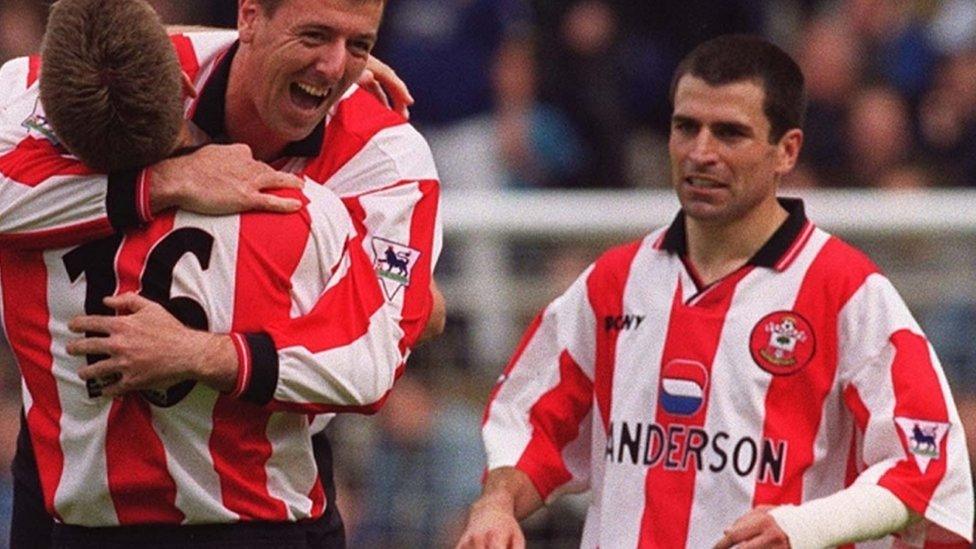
1, 0, 975, 546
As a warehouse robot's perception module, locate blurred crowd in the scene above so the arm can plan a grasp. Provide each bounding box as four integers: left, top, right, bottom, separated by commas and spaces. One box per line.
2, 0, 976, 546
3, 0, 975, 192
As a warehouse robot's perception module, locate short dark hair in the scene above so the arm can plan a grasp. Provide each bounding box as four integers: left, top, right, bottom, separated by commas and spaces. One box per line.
40, 0, 183, 172
669, 34, 807, 142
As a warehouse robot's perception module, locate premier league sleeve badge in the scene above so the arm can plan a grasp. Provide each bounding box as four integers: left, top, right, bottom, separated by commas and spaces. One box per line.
371, 236, 421, 301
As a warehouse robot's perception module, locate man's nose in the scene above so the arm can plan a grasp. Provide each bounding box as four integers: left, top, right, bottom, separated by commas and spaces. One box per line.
688, 130, 719, 164
314, 40, 347, 81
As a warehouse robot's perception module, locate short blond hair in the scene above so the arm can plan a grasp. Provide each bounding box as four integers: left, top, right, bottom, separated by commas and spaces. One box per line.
40, 0, 183, 172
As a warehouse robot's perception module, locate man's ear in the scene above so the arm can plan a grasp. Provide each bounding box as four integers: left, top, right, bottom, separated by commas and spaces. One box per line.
238, 0, 262, 43
775, 128, 803, 176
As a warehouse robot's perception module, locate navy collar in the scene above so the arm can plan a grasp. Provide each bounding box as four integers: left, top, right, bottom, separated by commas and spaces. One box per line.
660, 198, 809, 269
191, 41, 325, 158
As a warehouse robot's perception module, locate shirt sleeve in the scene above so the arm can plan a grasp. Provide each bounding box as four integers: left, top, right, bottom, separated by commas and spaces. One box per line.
322, 116, 442, 355
838, 273, 974, 545
228, 183, 400, 415
0, 59, 150, 249
482, 264, 598, 502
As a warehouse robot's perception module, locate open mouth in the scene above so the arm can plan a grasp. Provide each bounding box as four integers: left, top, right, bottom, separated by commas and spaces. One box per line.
290, 82, 329, 111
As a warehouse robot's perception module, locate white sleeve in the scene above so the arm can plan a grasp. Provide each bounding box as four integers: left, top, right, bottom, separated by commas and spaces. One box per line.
837, 274, 974, 544
483, 264, 598, 502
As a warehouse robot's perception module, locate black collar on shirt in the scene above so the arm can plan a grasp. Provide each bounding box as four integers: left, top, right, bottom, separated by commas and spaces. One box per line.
191, 41, 325, 158
659, 198, 809, 269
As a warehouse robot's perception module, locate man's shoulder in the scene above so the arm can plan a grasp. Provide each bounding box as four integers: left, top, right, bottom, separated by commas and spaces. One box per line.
0, 56, 33, 90
306, 87, 438, 192
806, 228, 881, 281
167, 30, 238, 78
587, 233, 661, 290
328, 86, 409, 141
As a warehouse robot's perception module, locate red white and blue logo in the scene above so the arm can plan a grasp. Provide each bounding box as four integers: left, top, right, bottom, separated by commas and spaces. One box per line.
659, 359, 709, 416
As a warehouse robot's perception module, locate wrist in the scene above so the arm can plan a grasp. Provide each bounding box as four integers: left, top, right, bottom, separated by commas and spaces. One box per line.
193, 332, 237, 393
148, 158, 186, 213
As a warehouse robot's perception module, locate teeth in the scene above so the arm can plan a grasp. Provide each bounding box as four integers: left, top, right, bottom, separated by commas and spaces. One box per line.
297, 82, 329, 98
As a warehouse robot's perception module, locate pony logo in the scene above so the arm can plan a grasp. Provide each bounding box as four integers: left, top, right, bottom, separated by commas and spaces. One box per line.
894, 417, 949, 473
371, 237, 421, 301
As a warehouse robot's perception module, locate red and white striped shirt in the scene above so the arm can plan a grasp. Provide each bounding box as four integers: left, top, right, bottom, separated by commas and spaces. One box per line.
0, 181, 398, 526
484, 199, 974, 548
0, 31, 440, 526
0, 30, 441, 353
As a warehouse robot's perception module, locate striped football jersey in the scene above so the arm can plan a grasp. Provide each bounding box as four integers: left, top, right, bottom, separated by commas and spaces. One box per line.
0, 181, 399, 526
0, 29, 441, 353
483, 199, 974, 548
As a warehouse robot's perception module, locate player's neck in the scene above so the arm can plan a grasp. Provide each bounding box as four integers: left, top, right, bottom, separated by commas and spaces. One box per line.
685, 197, 788, 286
225, 57, 288, 162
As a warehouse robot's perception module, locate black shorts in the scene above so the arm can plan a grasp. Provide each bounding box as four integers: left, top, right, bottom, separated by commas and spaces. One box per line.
10, 413, 345, 549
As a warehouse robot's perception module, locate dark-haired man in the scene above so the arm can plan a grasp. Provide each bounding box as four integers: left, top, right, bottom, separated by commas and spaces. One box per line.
0, 0, 442, 547
458, 35, 972, 548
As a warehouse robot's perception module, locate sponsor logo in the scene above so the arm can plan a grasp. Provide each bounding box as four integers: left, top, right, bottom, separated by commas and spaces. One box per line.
604, 314, 645, 332
21, 99, 60, 145
659, 359, 708, 416
605, 421, 788, 485
749, 311, 815, 375
371, 237, 421, 301
894, 417, 949, 473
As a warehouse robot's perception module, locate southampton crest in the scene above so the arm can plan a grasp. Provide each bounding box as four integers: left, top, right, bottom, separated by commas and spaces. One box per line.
749, 311, 816, 375
371, 237, 420, 300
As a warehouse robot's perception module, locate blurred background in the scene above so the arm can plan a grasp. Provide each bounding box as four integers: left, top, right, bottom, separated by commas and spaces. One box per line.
2, 0, 976, 546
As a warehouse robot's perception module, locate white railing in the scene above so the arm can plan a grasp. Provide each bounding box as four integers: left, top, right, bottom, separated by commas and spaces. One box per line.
442, 188, 976, 236
439, 189, 976, 369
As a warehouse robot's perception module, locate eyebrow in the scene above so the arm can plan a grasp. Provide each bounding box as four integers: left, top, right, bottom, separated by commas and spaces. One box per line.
672, 115, 754, 137
296, 24, 377, 43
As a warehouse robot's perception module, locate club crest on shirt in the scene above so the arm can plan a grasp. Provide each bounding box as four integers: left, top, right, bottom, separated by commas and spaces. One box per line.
749, 311, 815, 375
659, 359, 708, 416
894, 417, 949, 473
21, 99, 60, 145
371, 237, 420, 301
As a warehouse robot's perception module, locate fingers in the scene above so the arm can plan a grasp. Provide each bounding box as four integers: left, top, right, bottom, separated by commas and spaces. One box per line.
365, 55, 414, 118
252, 194, 303, 213
252, 172, 305, 191
77, 357, 122, 382
68, 315, 117, 336
66, 334, 115, 357
103, 292, 153, 313
248, 173, 305, 212
359, 69, 390, 108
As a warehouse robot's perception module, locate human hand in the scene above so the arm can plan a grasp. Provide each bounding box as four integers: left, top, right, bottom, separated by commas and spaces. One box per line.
360, 55, 414, 118
67, 293, 236, 397
151, 143, 305, 215
455, 496, 525, 549
713, 505, 791, 549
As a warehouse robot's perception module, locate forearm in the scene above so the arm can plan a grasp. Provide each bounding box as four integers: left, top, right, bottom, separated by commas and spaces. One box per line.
769, 484, 915, 549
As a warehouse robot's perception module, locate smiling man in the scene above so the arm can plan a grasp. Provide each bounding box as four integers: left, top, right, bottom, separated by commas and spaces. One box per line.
0, 0, 441, 547
458, 35, 972, 549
